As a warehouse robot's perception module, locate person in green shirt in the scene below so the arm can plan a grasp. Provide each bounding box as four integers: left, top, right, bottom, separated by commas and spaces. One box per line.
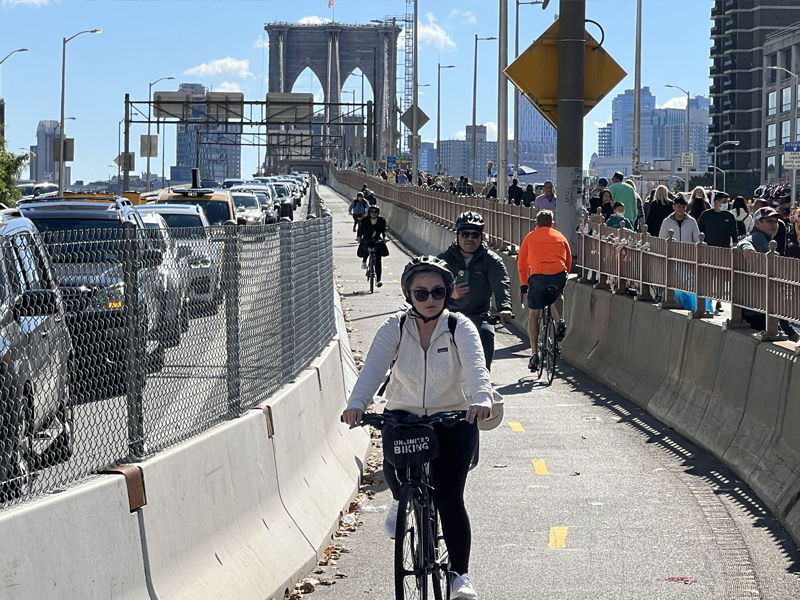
605, 202, 634, 229
608, 171, 637, 224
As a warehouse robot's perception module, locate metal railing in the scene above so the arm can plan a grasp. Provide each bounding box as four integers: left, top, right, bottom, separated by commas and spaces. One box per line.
0, 217, 335, 509
333, 167, 800, 344
335, 169, 539, 252
575, 213, 800, 343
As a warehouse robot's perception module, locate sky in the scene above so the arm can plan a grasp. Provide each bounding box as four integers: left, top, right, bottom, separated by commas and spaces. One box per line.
0, 0, 712, 183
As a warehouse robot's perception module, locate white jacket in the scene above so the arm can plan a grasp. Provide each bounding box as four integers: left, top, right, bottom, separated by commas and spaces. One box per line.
659, 213, 700, 243
347, 309, 494, 416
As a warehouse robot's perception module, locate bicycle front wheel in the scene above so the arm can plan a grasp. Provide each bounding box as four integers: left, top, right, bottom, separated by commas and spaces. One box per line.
545, 315, 558, 384
395, 486, 427, 600
430, 504, 450, 600
368, 253, 376, 294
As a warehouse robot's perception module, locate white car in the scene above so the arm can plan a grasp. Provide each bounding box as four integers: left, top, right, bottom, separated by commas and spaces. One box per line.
232, 192, 265, 226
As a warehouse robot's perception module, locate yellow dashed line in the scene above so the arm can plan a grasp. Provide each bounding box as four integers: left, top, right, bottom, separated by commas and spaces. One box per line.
508, 422, 525, 432
532, 459, 550, 475
547, 526, 569, 548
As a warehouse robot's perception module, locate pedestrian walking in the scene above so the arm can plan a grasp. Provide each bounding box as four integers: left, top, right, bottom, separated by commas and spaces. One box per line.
508, 178, 523, 205
534, 180, 557, 211
698, 191, 738, 249
609, 172, 637, 224
730, 196, 753, 240
658, 194, 699, 243
348, 192, 369, 233
522, 184, 536, 208
605, 202, 633, 229
645, 185, 673, 236
688, 187, 711, 221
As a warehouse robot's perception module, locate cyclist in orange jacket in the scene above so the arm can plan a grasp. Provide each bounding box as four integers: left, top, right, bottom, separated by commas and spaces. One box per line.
517, 210, 572, 372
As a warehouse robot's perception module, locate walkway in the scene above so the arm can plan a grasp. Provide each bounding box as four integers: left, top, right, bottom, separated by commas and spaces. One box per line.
312, 184, 800, 599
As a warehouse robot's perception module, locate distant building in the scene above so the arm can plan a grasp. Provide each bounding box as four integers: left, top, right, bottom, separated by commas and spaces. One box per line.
710, 0, 800, 182
761, 20, 800, 184
418, 141, 436, 173
597, 124, 612, 158
171, 83, 242, 183
517, 93, 556, 146
29, 120, 59, 183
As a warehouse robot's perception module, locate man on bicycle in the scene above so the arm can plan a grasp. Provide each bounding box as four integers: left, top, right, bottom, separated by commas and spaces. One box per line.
438, 211, 513, 370
517, 209, 571, 372
361, 183, 377, 206
357, 205, 388, 288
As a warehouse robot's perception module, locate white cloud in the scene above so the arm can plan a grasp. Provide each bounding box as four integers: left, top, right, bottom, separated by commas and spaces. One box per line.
2, 0, 51, 7
659, 96, 687, 109
447, 9, 477, 24
455, 130, 466, 139
253, 37, 267, 49
485, 122, 497, 140
184, 57, 253, 79
217, 82, 242, 93
299, 15, 331, 25
418, 13, 456, 51
314, 87, 325, 103
593, 121, 607, 129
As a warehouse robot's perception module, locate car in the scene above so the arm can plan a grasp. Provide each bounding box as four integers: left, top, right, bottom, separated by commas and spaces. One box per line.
155, 186, 239, 227
0, 210, 74, 500
136, 204, 223, 311
229, 185, 277, 224
138, 212, 192, 346
200, 179, 221, 189
222, 178, 245, 189
232, 192, 266, 226
15, 182, 59, 201
19, 197, 169, 401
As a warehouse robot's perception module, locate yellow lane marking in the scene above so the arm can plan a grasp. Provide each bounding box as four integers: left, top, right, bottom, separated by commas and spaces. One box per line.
547, 526, 569, 548
532, 459, 550, 475
508, 422, 525, 432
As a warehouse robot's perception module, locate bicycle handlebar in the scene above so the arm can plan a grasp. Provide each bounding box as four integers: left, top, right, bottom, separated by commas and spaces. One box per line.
342, 410, 468, 430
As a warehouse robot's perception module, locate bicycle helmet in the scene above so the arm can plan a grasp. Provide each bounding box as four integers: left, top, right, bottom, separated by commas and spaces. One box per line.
401, 256, 455, 307
455, 211, 485, 232
367, 205, 380, 215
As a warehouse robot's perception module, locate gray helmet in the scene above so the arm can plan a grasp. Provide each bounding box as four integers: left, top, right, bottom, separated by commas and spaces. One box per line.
456, 211, 484, 232
400, 256, 455, 303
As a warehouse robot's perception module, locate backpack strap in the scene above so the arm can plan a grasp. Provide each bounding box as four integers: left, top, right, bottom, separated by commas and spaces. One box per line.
377, 313, 406, 397
448, 314, 458, 347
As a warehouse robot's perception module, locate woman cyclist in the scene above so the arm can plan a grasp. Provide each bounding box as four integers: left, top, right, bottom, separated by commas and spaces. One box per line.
342, 256, 493, 600
357, 205, 388, 287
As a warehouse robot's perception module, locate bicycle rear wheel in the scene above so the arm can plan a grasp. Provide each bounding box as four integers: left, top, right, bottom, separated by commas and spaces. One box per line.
368, 252, 376, 294
430, 504, 450, 600
536, 311, 547, 380
395, 486, 427, 600
545, 315, 558, 385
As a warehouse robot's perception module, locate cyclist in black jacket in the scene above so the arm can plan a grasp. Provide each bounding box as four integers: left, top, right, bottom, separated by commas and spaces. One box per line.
438, 211, 513, 370
357, 205, 388, 287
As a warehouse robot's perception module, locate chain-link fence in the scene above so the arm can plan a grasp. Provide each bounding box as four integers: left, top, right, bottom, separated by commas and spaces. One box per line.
0, 216, 335, 509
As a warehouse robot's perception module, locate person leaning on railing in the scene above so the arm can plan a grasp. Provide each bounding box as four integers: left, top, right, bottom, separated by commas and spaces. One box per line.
736, 207, 800, 342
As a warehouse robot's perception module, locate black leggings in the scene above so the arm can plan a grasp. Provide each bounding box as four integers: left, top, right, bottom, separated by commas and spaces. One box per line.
383, 413, 479, 575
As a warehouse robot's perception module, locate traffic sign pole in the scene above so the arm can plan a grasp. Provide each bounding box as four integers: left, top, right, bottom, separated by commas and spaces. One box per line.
784, 143, 800, 208
556, 0, 585, 252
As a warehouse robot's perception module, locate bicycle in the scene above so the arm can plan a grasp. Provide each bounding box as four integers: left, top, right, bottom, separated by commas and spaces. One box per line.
365, 241, 377, 294
536, 285, 561, 385
351, 410, 467, 600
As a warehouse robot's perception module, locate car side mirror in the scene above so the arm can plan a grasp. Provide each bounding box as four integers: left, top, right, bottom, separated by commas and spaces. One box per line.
176, 246, 192, 259
14, 289, 61, 318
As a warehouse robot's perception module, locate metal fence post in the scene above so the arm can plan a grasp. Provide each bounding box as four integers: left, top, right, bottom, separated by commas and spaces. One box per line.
660, 231, 680, 309
122, 221, 144, 458
636, 225, 653, 302
223, 220, 241, 417
764, 239, 783, 341
692, 234, 710, 319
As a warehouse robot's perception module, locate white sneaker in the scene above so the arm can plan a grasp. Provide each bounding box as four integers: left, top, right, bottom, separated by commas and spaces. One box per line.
450, 573, 477, 600
384, 499, 399, 538
361, 261, 367, 270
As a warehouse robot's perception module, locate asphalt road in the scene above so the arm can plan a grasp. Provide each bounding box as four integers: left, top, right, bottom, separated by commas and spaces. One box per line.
311, 184, 800, 600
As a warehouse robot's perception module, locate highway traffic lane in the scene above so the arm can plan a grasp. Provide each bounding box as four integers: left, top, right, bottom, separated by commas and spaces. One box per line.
308, 184, 800, 599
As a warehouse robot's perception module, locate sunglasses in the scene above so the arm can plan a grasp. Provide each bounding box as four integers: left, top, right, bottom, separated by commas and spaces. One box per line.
459, 230, 482, 240
411, 286, 447, 302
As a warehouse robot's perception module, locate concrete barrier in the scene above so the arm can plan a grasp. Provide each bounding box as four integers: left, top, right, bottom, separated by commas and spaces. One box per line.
629, 302, 680, 410
645, 308, 690, 423
0, 476, 148, 600
138, 410, 315, 600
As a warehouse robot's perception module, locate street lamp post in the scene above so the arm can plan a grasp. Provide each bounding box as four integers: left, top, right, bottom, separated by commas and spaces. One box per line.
632, 0, 642, 177
54, 117, 76, 188
712, 139, 739, 193
665, 84, 691, 193
437, 64, 455, 174
472, 35, 497, 184
513, 1, 548, 179
59, 29, 102, 197
117, 117, 124, 196
147, 76, 175, 192
769, 65, 799, 207
0, 48, 28, 103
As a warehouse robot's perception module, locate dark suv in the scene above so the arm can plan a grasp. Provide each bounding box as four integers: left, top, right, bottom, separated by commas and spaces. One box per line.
0, 210, 73, 501
19, 198, 170, 400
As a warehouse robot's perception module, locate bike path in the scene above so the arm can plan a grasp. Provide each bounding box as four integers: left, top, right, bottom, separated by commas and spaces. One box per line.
311, 184, 800, 599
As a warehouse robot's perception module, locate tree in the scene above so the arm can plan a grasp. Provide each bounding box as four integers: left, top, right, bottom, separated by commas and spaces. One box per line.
0, 137, 28, 207
689, 173, 713, 190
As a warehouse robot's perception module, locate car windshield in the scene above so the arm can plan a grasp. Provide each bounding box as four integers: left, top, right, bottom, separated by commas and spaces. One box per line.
16, 184, 35, 196
157, 199, 230, 225
273, 184, 289, 197
143, 223, 169, 251
233, 194, 259, 210
158, 214, 207, 239
29, 217, 123, 263
254, 193, 270, 208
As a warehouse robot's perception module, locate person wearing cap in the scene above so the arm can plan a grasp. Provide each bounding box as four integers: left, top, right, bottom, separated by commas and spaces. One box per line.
752, 198, 787, 254
737, 207, 799, 341
698, 191, 738, 248
659, 194, 700, 243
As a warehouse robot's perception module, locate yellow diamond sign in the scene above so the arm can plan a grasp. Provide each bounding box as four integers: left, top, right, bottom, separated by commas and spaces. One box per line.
505, 18, 627, 129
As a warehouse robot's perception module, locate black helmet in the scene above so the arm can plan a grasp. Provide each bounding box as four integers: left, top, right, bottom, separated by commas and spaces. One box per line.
400, 256, 454, 303
456, 211, 484, 232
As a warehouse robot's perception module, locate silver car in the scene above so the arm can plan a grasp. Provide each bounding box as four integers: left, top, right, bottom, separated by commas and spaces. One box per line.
232, 192, 265, 226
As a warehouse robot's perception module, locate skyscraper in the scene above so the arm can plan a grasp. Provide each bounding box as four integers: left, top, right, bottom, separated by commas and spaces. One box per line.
597, 124, 612, 158
172, 83, 242, 183
709, 0, 800, 182
29, 120, 59, 183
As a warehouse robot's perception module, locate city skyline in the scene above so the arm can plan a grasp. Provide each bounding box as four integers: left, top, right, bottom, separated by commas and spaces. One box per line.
0, 0, 713, 183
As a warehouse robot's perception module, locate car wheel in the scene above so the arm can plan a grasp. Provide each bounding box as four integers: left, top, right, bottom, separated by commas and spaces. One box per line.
42, 402, 73, 467
0, 387, 33, 503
